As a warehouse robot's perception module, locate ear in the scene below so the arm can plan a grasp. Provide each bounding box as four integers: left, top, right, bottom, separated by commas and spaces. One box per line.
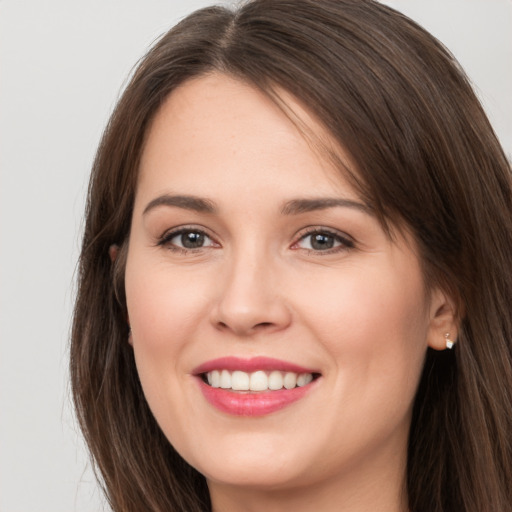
109, 244, 119, 262
427, 287, 459, 351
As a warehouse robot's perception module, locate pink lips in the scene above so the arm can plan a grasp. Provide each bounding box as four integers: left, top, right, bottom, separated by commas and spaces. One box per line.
193, 356, 315, 375
193, 356, 319, 417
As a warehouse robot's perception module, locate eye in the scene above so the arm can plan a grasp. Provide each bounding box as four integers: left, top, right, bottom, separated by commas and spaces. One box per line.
159, 227, 217, 252
294, 229, 354, 252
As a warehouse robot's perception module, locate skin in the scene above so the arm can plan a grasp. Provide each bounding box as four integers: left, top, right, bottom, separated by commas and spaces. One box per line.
123, 73, 457, 512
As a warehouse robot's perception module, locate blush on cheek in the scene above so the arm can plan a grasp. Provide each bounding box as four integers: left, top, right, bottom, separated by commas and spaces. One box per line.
313, 269, 427, 369
127, 262, 202, 343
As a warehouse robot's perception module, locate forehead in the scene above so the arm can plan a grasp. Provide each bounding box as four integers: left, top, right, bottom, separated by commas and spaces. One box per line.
136, 72, 359, 203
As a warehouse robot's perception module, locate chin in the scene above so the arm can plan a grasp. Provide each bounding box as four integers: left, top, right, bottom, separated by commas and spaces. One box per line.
181, 431, 312, 489
200, 459, 304, 490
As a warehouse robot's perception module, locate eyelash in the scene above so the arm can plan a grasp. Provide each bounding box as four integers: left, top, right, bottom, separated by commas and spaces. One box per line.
157, 226, 217, 254
157, 226, 354, 255
292, 228, 355, 255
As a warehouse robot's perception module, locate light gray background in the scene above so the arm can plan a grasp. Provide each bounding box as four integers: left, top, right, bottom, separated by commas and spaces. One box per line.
0, 1, 510, 511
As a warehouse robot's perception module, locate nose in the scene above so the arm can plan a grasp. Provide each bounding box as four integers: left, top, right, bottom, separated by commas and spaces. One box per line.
210, 250, 292, 337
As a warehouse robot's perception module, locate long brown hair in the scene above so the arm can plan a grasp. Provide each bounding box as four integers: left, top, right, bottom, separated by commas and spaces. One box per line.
71, 1, 512, 510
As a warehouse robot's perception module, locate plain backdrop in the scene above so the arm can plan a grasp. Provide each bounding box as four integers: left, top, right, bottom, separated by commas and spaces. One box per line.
0, 1, 510, 511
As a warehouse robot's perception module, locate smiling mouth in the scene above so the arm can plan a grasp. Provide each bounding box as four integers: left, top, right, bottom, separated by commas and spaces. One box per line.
195, 358, 321, 416
193, 357, 321, 415
201, 370, 319, 392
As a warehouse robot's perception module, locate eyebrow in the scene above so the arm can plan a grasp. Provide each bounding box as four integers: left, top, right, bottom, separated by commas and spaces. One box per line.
281, 198, 372, 215
142, 194, 372, 217
143, 194, 217, 215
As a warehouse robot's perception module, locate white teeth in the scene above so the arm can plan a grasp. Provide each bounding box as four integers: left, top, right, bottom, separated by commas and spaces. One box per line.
204, 370, 314, 391
249, 371, 268, 391
297, 373, 313, 387
231, 370, 250, 391
211, 370, 220, 388
283, 372, 297, 389
268, 371, 283, 390
220, 369, 231, 389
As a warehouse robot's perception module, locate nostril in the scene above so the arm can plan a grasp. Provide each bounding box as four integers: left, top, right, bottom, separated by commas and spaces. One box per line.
255, 322, 273, 328
215, 320, 276, 335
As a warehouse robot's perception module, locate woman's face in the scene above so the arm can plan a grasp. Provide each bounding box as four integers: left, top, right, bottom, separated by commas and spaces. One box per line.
125, 73, 450, 495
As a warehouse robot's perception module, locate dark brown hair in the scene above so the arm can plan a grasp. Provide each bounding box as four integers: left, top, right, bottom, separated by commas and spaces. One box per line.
71, 1, 512, 510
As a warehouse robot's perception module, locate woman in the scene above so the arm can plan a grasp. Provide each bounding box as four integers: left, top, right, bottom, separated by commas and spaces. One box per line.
71, 1, 512, 511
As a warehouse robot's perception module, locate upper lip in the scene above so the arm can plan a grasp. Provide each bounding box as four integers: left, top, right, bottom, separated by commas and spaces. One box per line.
192, 356, 318, 375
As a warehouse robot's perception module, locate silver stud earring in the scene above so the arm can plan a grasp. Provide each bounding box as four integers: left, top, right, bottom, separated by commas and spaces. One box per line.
444, 333, 455, 349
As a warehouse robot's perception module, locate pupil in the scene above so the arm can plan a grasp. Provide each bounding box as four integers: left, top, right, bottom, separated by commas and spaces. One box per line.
182, 232, 204, 248
311, 233, 334, 250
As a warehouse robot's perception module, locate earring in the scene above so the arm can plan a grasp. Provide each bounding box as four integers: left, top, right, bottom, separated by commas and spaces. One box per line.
444, 333, 455, 349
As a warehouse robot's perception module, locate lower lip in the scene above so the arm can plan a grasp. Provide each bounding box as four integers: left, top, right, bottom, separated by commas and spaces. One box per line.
197, 378, 316, 416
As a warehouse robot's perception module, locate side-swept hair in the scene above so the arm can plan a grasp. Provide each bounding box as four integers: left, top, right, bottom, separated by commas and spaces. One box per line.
71, 1, 512, 510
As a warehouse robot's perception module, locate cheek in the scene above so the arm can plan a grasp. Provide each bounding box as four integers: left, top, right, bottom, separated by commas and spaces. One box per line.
124, 252, 205, 404
125, 255, 209, 352
296, 261, 429, 402
301, 262, 427, 340
124, 255, 210, 444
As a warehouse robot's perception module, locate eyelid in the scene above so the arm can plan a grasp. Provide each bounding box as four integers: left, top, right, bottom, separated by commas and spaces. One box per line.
156, 225, 220, 250
155, 224, 354, 254
291, 226, 355, 252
